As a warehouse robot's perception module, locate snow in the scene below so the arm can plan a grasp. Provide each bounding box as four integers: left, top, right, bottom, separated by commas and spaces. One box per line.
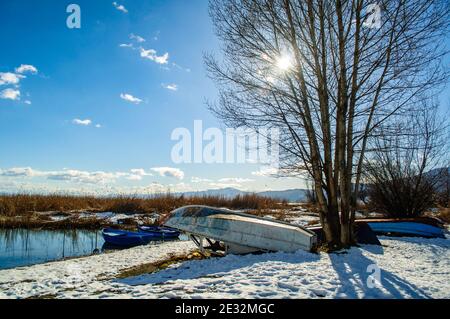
263, 212, 321, 227
287, 215, 320, 227
0, 237, 449, 299
45, 211, 161, 225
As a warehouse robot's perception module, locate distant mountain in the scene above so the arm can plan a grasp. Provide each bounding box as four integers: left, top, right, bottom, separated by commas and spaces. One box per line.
424, 167, 450, 192
174, 167, 450, 203
181, 187, 244, 198
179, 187, 308, 203
258, 189, 308, 202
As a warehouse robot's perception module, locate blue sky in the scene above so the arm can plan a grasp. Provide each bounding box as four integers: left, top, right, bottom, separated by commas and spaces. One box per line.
1, 1, 448, 195
0, 0, 304, 194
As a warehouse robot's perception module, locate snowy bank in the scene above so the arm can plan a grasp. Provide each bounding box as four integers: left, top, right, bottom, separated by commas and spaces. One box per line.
0, 237, 449, 299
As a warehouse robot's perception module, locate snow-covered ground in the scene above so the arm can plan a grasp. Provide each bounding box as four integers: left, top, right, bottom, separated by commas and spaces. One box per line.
0, 237, 449, 299
44, 211, 161, 225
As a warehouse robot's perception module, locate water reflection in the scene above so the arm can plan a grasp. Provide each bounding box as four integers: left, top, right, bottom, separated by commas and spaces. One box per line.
0, 230, 189, 270
0, 229, 104, 270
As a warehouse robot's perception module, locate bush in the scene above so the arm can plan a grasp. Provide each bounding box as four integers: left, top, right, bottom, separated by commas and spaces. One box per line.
366, 173, 435, 218
363, 104, 448, 218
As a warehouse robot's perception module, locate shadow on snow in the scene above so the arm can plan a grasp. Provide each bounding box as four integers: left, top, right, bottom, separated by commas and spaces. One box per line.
116, 239, 442, 299
115, 250, 320, 286
329, 244, 432, 299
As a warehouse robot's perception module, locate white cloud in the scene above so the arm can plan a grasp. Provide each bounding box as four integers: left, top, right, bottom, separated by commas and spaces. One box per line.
0, 167, 40, 177
112, 2, 128, 13
151, 167, 184, 180
15, 64, 38, 74
218, 178, 254, 183
95, 124, 102, 128
0, 65, 38, 102
139, 48, 156, 59
0, 88, 20, 100
163, 84, 178, 91
47, 170, 118, 184
191, 177, 213, 183
140, 48, 169, 64
250, 166, 298, 178
127, 169, 153, 180
154, 53, 169, 64
130, 168, 152, 176
208, 182, 244, 190
0, 72, 22, 86
120, 38, 172, 67
0, 167, 158, 186
251, 166, 279, 177
126, 174, 143, 181
130, 33, 145, 43
120, 93, 142, 104
24, 100, 32, 105
206, 178, 254, 190
72, 118, 92, 126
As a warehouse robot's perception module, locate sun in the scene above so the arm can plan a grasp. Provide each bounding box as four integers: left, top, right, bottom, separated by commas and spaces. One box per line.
276, 55, 293, 71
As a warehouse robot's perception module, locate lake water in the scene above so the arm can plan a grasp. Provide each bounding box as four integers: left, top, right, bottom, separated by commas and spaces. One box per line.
0, 229, 104, 270
0, 229, 189, 270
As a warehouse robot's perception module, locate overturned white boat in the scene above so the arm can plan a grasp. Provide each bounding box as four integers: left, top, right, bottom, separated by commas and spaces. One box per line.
164, 206, 317, 254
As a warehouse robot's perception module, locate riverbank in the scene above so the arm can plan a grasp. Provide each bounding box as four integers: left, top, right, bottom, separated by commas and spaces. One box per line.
0, 193, 289, 230
0, 193, 287, 216
0, 211, 159, 230
1, 236, 448, 299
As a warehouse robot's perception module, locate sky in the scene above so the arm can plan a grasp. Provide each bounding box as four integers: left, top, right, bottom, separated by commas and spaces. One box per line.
0, 0, 305, 195
1, 1, 449, 196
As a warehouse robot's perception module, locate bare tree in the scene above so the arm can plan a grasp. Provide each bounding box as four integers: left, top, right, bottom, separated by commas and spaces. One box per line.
363, 100, 449, 217
206, 0, 449, 248
305, 179, 318, 204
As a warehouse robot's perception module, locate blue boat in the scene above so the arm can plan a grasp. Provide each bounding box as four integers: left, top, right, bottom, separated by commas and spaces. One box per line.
102, 228, 161, 247
137, 225, 180, 239
367, 222, 445, 239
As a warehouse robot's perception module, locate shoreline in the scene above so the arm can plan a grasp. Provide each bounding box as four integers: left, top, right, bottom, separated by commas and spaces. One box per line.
0, 210, 161, 231
1, 236, 448, 299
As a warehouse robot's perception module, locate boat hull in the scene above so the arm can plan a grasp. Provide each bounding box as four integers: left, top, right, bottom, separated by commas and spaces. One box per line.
164, 206, 317, 253
102, 228, 160, 247
367, 222, 445, 238
137, 225, 180, 239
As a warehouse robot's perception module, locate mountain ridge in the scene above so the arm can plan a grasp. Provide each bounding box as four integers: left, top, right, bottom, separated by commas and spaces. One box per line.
177, 187, 308, 203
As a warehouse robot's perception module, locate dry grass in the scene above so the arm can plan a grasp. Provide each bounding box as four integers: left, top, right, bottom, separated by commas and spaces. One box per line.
0, 193, 287, 229
436, 207, 450, 223
113, 251, 207, 280
0, 193, 285, 216
246, 208, 291, 220
299, 202, 320, 213
0, 214, 107, 230
0, 194, 108, 216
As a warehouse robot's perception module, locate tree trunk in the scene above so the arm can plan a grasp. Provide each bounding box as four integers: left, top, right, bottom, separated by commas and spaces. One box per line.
320, 212, 341, 249
340, 218, 352, 248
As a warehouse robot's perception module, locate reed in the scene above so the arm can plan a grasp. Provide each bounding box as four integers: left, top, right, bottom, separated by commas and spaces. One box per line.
0, 192, 286, 217
436, 207, 450, 223
0, 214, 106, 230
